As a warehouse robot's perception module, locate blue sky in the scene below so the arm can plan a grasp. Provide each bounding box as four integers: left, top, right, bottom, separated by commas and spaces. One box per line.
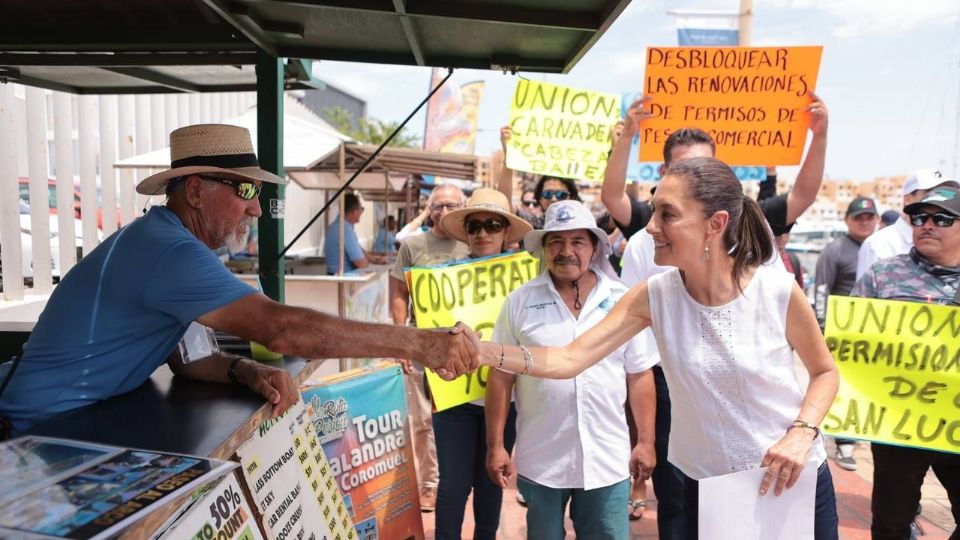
314, 0, 960, 181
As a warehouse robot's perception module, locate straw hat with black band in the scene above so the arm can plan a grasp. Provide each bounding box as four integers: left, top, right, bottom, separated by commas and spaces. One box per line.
441, 188, 532, 245
136, 124, 286, 196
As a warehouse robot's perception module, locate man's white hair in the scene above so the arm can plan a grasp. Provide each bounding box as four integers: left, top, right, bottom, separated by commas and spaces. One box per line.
429, 184, 465, 204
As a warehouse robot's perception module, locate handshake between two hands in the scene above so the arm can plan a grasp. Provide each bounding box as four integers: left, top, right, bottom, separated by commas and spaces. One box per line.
398, 322, 484, 380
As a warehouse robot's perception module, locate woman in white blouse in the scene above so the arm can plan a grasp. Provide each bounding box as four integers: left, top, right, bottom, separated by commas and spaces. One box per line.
479, 156, 840, 539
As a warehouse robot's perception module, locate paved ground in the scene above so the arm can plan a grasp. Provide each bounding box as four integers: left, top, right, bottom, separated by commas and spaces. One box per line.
421, 440, 956, 539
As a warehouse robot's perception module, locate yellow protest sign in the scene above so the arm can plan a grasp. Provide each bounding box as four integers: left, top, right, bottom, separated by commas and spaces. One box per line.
640, 46, 823, 166
406, 251, 540, 411
823, 296, 960, 454
506, 79, 621, 183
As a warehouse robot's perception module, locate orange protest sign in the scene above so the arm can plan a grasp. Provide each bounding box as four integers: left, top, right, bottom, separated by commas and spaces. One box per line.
639, 46, 823, 166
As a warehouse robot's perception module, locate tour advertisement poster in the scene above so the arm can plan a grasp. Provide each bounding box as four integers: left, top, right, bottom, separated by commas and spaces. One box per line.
0, 436, 236, 539
235, 399, 356, 540
301, 364, 424, 540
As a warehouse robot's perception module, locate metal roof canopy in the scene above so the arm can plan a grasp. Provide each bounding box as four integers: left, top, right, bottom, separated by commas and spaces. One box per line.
289, 143, 477, 191
0, 0, 631, 94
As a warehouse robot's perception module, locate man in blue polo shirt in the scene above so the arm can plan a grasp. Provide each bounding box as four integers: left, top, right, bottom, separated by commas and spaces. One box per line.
324, 192, 379, 274
0, 124, 480, 437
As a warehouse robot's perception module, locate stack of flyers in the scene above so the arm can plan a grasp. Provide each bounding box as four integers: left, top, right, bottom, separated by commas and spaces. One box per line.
0, 436, 236, 539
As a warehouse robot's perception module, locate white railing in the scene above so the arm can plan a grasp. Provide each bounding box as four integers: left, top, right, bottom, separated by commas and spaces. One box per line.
0, 85, 256, 303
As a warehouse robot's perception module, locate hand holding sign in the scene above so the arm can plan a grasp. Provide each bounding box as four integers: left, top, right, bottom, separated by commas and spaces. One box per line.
500, 126, 512, 154
624, 95, 654, 138
807, 92, 828, 137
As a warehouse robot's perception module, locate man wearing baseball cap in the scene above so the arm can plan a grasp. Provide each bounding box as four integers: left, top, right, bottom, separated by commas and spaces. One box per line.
814, 195, 878, 471
856, 168, 958, 279
851, 185, 960, 539
0, 124, 480, 437
484, 201, 656, 539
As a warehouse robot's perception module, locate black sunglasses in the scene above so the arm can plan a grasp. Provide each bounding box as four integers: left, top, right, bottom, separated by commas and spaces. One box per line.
202, 176, 261, 201
909, 213, 957, 228
521, 200, 538, 208
465, 218, 507, 235
541, 190, 570, 201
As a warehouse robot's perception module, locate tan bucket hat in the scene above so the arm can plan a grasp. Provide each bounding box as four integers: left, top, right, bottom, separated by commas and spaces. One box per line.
136, 124, 286, 196
441, 188, 532, 244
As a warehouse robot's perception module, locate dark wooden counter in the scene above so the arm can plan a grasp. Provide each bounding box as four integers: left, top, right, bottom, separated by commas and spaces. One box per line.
25, 356, 323, 539
28, 356, 315, 459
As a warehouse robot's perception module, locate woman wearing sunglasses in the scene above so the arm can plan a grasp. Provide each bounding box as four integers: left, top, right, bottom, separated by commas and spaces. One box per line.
433, 188, 532, 540
526, 176, 581, 229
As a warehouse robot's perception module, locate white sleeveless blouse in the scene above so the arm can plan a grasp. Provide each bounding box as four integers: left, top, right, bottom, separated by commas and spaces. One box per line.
646, 263, 826, 480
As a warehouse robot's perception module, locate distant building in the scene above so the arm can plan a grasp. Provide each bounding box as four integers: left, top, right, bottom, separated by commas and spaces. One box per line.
295, 81, 367, 131
772, 175, 907, 222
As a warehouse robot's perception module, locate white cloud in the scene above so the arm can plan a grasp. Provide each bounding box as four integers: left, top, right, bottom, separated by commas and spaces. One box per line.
759, 0, 960, 38
751, 33, 808, 47
611, 53, 647, 76
312, 61, 430, 100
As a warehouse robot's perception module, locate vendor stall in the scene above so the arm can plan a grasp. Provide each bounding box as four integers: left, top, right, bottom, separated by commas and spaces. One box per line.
1, 1, 631, 537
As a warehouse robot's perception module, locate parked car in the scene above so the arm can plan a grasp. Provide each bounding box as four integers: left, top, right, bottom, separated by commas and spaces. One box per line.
18, 178, 121, 230
18, 177, 81, 219
0, 200, 87, 285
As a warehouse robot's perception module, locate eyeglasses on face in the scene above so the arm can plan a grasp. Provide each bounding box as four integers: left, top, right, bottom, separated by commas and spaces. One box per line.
909, 213, 957, 228
431, 202, 464, 212
522, 200, 538, 208
465, 218, 507, 235
202, 176, 261, 201
541, 190, 571, 201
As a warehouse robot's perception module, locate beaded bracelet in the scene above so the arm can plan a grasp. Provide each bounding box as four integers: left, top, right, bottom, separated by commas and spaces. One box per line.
498, 343, 505, 369
787, 420, 820, 439
519, 345, 534, 375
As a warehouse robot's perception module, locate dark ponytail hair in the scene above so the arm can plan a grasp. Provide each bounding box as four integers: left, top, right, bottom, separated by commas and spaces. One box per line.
734, 196, 775, 286
663, 157, 774, 288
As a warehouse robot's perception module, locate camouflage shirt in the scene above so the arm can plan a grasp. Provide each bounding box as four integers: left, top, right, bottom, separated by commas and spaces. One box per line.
851, 249, 960, 305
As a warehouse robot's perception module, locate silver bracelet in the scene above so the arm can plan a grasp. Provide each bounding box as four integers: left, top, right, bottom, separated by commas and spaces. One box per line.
519, 345, 534, 375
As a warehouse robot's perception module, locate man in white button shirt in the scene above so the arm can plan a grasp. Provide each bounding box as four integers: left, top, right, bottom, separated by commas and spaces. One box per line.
484, 201, 657, 539
856, 168, 957, 279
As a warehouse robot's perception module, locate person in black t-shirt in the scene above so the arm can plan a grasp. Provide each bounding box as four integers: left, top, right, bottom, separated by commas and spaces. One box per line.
601, 93, 828, 239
